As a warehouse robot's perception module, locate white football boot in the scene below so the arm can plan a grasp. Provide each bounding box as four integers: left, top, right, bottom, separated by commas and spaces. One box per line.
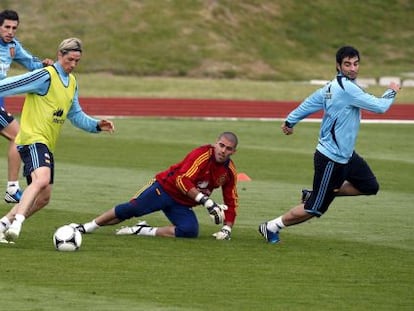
115, 221, 149, 235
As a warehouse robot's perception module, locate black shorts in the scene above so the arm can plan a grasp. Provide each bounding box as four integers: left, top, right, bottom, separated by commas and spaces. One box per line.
0, 106, 15, 131
304, 151, 379, 217
18, 143, 55, 185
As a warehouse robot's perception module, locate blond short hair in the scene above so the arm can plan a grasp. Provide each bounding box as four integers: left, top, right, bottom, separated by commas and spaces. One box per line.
58, 37, 82, 54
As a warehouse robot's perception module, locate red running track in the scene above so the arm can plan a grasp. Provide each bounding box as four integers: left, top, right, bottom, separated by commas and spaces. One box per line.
5, 96, 414, 120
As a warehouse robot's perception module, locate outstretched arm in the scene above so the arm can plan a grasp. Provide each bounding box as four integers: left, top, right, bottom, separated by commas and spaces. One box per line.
281, 85, 326, 135
348, 80, 401, 113
68, 89, 115, 133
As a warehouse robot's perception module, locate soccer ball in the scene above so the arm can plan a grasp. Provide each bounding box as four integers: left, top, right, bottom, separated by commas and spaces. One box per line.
53, 225, 82, 251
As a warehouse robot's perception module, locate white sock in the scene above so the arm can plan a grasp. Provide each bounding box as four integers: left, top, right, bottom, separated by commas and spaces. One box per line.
267, 216, 285, 232
84, 220, 100, 233
0, 216, 11, 232
14, 214, 26, 224
136, 226, 157, 236
7, 181, 20, 194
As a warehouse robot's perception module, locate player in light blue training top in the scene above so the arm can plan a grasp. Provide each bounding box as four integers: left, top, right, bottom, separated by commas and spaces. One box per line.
0, 9, 53, 203
259, 46, 401, 244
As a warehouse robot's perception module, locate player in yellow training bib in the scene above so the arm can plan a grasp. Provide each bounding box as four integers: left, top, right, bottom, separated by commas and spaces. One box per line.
0, 37, 115, 243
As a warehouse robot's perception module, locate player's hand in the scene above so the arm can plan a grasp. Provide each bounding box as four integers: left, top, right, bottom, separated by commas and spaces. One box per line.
195, 194, 227, 224
389, 82, 401, 93
281, 121, 294, 135
98, 119, 115, 133
212, 225, 231, 240
207, 203, 227, 224
42, 58, 54, 66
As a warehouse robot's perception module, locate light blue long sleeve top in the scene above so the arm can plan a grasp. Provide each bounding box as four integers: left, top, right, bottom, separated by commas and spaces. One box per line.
0, 62, 99, 132
0, 37, 44, 79
286, 73, 397, 164
0, 37, 46, 107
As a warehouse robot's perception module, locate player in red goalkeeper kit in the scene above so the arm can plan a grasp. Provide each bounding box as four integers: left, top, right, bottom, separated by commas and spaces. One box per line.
72, 132, 239, 240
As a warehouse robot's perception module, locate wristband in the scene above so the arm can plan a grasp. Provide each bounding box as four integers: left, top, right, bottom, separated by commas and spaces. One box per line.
195, 192, 207, 203
222, 225, 232, 232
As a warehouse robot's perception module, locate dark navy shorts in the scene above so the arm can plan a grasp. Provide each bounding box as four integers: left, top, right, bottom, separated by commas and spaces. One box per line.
18, 143, 55, 185
304, 150, 379, 217
114, 180, 199, 238
0, 105, 15, 131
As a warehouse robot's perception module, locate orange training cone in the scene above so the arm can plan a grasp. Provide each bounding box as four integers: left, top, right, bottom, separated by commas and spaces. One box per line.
237, 172, 252, 181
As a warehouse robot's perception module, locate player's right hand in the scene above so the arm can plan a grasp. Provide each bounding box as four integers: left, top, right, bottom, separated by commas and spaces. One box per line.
196, 193, 228, 224
207, 204, 227, 224
281, 121, 294, 135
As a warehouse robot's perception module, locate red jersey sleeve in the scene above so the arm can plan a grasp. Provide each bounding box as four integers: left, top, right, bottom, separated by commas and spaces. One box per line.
221, 160, 238, 225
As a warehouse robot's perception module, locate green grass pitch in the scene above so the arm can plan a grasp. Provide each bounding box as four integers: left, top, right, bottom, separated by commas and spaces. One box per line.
0, 118, 413, 310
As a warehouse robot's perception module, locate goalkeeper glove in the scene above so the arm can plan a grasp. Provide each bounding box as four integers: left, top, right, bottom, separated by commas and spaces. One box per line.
212, 225, 232, 240
195, 193, 227, 224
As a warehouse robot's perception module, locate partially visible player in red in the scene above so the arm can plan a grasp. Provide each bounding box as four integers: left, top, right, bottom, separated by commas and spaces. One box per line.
72, 132, 239, 240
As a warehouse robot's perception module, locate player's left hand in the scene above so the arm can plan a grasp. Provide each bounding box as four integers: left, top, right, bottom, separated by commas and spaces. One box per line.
212, 225, 232, 240
42, 58, 54, 66
98, 119, 115, 133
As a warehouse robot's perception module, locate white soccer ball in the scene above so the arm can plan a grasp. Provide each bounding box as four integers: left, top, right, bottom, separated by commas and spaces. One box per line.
53, 225, 82, 251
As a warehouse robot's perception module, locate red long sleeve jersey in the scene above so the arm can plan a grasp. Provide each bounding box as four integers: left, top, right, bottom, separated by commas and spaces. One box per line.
155, 144, 238, 224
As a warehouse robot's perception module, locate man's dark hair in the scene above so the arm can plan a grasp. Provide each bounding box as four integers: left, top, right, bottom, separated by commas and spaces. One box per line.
336, 46, 360, 66
0, 10, 19, 26
219, 131, 238, 148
